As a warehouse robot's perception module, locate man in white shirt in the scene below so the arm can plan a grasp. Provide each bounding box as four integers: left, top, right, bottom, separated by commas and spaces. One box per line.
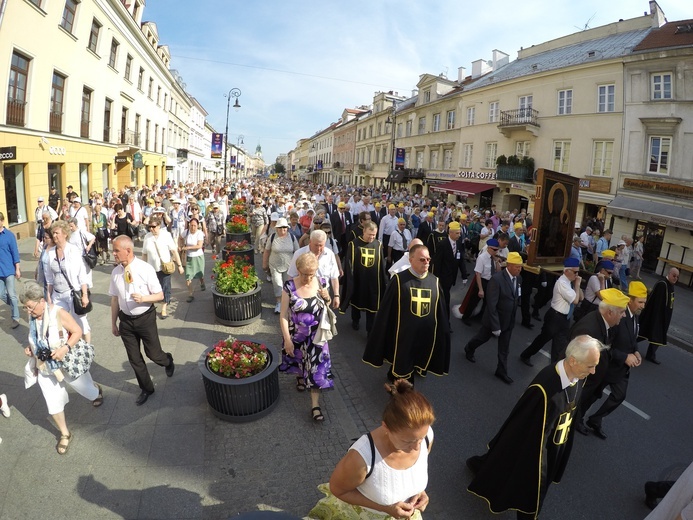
287, 230, 340, 309
377, 204, 399, 252
521, 257, 582, 365
109, 235, 174, 406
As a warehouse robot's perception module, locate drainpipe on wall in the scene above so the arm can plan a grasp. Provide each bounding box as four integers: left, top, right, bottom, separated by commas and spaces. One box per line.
0, 0, 8, 30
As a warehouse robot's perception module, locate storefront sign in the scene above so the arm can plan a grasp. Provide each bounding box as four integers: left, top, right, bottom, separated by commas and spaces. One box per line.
133, 152, 144, 169
426, 172, 458, 180
578, 178, 612, 194
624, 178, 693, 199
49, 146, 66, 155
0, 146, 17, 160
115, 156, 129, 163
459, 171, 497, 181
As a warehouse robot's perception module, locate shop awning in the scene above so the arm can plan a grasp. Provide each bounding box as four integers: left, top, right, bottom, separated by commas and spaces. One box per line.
607, 195, 693, 231
430, 180, 496, 196
386, 171, 406, 183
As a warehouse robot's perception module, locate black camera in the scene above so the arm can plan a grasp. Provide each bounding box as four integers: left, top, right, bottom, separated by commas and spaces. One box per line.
36, 347, 53, 362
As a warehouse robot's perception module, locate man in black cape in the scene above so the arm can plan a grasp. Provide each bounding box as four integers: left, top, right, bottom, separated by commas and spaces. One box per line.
467, 335, 605, 519
363, 244, 450, 382
339, 221, 387, 333
639, 267, 678, 364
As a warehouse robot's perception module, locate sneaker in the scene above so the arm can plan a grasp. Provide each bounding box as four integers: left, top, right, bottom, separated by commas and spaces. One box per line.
266, 274, 272, 282
274, 302, 281, 314
0, 394, 10, 418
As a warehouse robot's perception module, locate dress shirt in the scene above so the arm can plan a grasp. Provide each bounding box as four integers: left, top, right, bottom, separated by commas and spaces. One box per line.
109, 257, 162, 316
389, 229, 411, 253
378, 215, 399, 241
550, 274, 577, 315
474, 251, 495, 281
286, 245, 340, 281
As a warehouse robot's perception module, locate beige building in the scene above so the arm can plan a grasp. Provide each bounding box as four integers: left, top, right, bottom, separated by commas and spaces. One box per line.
333, 107, 368, 185
0, 0, 185, 237
609, 17, 693, 284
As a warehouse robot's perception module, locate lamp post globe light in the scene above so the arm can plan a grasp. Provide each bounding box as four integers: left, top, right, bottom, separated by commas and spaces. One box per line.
223, 88, 241, 183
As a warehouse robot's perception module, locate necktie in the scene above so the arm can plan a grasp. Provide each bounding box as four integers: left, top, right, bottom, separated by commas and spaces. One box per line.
512, 276, 516, 295
341, 213, 345, 233
490, 257, 496, 274
400, 231, 407, 250
452, 242, 456, 256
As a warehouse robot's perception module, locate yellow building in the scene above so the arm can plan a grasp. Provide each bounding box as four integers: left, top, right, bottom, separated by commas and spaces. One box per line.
0, 0, 176, 237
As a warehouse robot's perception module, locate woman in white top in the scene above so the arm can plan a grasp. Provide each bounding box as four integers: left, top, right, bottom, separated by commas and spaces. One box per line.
67, 217, 96, 288
180, 218, 206, 302
45, 220, 92, 344
20, 281, 102, 455
142, 217, 183, 318
310, 379, 434, 519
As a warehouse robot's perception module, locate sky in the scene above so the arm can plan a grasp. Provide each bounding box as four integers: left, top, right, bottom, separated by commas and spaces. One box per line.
144, 0, 691, 165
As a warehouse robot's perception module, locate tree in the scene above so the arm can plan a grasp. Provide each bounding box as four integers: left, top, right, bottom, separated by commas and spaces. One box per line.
273, 162, 286, 174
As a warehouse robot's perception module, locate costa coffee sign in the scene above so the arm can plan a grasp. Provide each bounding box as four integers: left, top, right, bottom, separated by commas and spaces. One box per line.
0, 146, 17, 160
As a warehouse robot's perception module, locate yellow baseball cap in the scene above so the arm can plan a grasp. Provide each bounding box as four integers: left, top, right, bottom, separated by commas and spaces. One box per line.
427, 212, 435, 217
514, 222, 523, 229
460, 214, 468, 220
337, 202, 346, 208
388, 204, 396, 210
601, 250, 616, 259
506, 252, 524, 265
448, 221, 461, 231
628, 281, 647, 299
600, 288, 629, 308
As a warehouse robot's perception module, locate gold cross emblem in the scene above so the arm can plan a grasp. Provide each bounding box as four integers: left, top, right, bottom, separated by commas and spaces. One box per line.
553, 411, 573, 445
410, 288, 432, 317
360, 247, 376, 268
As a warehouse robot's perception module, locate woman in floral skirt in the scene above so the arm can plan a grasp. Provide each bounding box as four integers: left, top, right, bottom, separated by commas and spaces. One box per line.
279, 252, 333, 421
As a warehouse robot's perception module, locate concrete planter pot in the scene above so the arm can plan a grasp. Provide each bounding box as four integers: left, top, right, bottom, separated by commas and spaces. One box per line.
212, 284, 262, 326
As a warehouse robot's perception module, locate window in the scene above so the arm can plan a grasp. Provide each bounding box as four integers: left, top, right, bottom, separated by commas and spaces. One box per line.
489, 101, 499, 123
50, 72, 66, 133
553, 141, 571, 172
651, 73, 672, 100
368, 125, 373, 138
148, 77, 153, 99
463, 144, 473, 168
60, 0, 78, 33
109, 38, 119, 69
484, 143, 498, 168
145, 119, 150, 150
444, 149, 453, 170
103, 98, 112, 142
124, 55, 132, 81
516, 141, 531, 158
597, 85, 615, 113
137, 67, 144, 91
377, 122, 382, 136
416, 151, 424, 169
558, 89, 572, 115
648, 136, 671, 174
157, 86, 161, 105
447, 110, 456, 130
432, 113, 440, 132
80, 87, 91, 138
466, 106, 475, 126
423, 90, 431, 103
88, 19, 101, 53
591, 141, 613, 176
375, 148, 380, 164
430, 150, 438, 169
396, 123, 402, 138
7, 51, 30, 126
418, 117, 426, 135
405, 120, 412, 137
28, 0, 43, 7
163, 93, 167, 109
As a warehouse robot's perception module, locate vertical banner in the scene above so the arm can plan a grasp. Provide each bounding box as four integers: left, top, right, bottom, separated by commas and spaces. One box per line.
230, 155, 237, 166
317, 159, 323, 170
211, 133, 223, 158
395, 148, 405, 170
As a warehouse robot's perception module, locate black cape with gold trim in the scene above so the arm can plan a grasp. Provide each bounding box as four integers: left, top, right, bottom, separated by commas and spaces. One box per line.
340, 237, 387, 313
467, 364, 583, 516
363, 269, 450, 378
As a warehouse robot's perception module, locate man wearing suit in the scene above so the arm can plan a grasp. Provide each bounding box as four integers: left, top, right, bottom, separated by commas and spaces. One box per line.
417, 212, 435, 246
578, 282, 646, 439
463, 252, 523, 384
369, 202, 385, 226
569, 287, 629, 437
322, 195, 337, 216
432, 221, 468, 314
330, 201, 353, 260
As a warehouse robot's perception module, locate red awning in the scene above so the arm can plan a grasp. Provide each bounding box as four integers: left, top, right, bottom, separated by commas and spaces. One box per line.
430, 180, 496, 196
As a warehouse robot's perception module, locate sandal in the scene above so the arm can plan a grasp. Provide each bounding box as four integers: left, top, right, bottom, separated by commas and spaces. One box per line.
200, 281, 206, 291
296, 377, 306, 392
92, 384, 104, 407
311, 407, 324, 422
56, 433, 72, 455
186, 296, 194, 303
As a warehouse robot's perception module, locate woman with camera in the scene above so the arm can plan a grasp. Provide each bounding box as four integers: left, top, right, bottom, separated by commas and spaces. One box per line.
20, 281, 103, 455
44, 220, 92, 344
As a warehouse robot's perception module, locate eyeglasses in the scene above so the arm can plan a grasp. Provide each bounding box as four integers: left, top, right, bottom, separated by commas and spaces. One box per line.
417, 257, 431, 263
324, 231, 332, 235
25, 301, 39, 314
148, 225, 158, 229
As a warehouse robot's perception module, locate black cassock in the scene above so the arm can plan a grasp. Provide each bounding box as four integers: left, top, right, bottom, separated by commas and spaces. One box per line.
363, 269, 450, 378
340, 236, 387, 313
638, 278, 674, 346
468, 364, 584, 517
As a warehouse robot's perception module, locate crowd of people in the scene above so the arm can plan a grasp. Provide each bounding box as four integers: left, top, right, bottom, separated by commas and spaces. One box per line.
0, 175, 689, 519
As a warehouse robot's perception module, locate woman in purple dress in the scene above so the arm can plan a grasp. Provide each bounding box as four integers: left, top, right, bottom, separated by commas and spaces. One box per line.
279, 252, 334, 421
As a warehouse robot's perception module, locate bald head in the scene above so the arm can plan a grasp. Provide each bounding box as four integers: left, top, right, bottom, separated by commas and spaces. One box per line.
408, 238, 423, 251
667, 268, 679, 284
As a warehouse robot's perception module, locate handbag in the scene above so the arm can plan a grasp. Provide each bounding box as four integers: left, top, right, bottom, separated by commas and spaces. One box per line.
55, 311, 94, 378
80, 232, 98, 269
57, 257, 93, 315
154, 241, 175, 275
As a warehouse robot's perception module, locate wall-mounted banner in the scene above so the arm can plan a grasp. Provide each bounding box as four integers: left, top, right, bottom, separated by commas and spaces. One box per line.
230, 155, 236, 165
395, 148, 405, 169
211, 133, 223, 158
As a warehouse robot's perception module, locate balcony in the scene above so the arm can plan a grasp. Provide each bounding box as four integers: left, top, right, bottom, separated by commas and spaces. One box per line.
496, 165, 534, 183
6, 98, 26, 126
498, 108, 540, 137
119, 129, 140, 147
177, 148, 188, 160
80, 119, 90, 139
49, 110, 63, 133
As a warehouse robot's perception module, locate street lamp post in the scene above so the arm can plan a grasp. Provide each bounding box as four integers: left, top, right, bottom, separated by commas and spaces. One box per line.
385, 102, 397, 187
223, 88, 241, 183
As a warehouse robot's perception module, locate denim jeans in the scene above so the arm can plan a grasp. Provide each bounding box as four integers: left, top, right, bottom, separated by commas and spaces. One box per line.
0, 275, 20, 321
157, 270, 172, 304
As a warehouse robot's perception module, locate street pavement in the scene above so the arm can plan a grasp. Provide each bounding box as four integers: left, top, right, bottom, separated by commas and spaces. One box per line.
0, 236, 691, 519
